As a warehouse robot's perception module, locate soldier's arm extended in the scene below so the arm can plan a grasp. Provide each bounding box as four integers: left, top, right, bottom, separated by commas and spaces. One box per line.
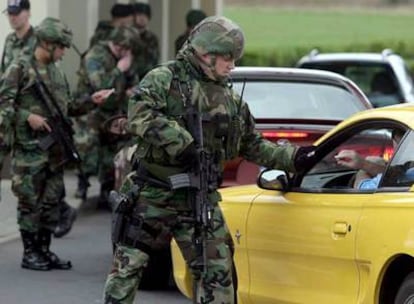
236, 94, 298, 173
127, 66, 194, 158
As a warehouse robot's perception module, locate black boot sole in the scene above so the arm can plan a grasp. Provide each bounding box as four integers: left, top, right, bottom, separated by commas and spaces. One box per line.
49, 261, 72, 270
21, 262, 51, 271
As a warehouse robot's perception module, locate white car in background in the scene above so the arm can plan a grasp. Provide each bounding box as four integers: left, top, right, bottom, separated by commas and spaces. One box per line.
297, 49, 414, 108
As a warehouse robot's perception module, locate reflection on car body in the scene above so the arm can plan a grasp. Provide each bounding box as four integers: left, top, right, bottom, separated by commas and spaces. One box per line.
172, 104, 414, 304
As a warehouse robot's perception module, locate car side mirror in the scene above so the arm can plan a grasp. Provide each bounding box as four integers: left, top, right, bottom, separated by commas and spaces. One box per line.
257, 169, 288, 191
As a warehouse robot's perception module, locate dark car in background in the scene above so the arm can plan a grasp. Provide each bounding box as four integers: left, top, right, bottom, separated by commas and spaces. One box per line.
296, 49, 414, 108
224, 66, 372, 186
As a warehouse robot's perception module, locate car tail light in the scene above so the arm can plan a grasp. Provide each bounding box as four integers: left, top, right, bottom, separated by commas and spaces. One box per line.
383, 146, 395, 161
262, 131, 309, 139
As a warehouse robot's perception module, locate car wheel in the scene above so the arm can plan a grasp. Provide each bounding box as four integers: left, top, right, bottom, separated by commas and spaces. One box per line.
138, 248, 176, 290
395, 273, 414, 304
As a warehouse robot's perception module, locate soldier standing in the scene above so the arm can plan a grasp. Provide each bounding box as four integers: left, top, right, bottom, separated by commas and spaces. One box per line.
76, 26, 141, 209
132, 2, 159, 78
73, 3, 135, 201
0, 0, 34, 185
1, 0, 77, 238
103, 16, 315, 303
0, 17, 112, 270
1, 0, 35, 75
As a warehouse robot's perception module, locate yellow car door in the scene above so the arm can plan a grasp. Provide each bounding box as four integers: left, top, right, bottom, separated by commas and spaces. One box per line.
246, 190, 368, 304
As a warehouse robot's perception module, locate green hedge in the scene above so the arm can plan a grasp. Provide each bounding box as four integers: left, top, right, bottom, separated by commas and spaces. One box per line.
239, 40, 414, 72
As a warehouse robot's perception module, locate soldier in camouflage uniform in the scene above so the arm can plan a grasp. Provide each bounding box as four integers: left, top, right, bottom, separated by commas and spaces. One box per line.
1, 0, 34, 75
0, 0, 35, 181
76, 26, 141, 208
132, 2, 159, 78
73, 3, 135, 200
103, 16, 315, 304
1, 0, 77, 239
0, 17, 112, 271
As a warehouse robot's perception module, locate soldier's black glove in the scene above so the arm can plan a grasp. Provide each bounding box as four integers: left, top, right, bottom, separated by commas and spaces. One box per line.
176, 143, 198, 167
294, 145, 317, 171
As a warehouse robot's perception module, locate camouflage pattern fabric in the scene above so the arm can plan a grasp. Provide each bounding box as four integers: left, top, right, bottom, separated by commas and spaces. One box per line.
133, 28, 159, 78
0, 27, 37, 176
1, 27, 36, 75
34, 17, 72, 48
0, 53, 79, 232
103, 39, 297, 303
104, 174, 234, 304
72, 115, 99, 177
189, 16, 245, 61
76, 41, 139, 184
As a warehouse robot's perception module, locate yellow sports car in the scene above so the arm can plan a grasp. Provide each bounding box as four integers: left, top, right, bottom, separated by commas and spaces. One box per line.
172, 104, 414, 304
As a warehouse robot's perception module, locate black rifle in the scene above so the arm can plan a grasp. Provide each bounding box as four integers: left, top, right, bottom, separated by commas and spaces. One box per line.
169, 105, 217, 278
31, 63, 89, 187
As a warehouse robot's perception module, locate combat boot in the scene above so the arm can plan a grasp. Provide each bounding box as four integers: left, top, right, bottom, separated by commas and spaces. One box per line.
38, 229, 72, 270
54, 200, 77, 238
20, 230, 51, 271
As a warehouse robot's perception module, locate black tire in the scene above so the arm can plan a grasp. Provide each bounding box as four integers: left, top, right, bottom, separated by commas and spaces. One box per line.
395, 273, 414, 304
138, 248, 176, 290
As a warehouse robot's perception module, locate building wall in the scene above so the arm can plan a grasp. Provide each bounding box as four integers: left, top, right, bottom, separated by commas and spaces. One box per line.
0, 0, 221, 90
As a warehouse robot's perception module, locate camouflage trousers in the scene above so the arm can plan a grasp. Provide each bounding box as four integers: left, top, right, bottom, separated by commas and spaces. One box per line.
103, 180, 234, 304
11, 157, 64, 233
73, 116, 99, 177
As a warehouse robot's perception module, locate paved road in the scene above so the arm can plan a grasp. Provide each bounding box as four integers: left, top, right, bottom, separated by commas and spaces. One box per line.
0, 172, 192, 304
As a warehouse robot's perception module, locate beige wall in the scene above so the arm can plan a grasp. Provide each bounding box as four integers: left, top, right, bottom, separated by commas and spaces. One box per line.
0, 0, 222, 90
0, 0, 59, 52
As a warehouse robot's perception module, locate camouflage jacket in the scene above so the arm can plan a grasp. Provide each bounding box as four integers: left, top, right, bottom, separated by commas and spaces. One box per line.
76, 42, 140, 123
134, 28, 159, 79
128, 49, 297, 182
0, 53, 95, 160
0, 27, 36, 76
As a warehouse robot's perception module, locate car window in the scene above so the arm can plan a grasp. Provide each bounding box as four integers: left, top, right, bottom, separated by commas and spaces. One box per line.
381, 131, 414, 188
300, 125, 398, 191
232, 81, 366, 120
300, 62, 402, 107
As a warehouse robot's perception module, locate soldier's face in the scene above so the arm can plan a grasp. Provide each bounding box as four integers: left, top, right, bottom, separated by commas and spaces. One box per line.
212, 54, 235, 77
7, 9, 30, 31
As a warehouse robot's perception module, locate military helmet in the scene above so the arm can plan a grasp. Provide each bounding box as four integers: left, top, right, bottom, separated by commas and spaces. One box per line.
188, 16, 244, 60
35, 17, 72, 48
109, 26, 140, 49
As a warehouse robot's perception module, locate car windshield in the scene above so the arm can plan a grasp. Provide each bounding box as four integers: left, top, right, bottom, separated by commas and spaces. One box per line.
232, 80, 366, 120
